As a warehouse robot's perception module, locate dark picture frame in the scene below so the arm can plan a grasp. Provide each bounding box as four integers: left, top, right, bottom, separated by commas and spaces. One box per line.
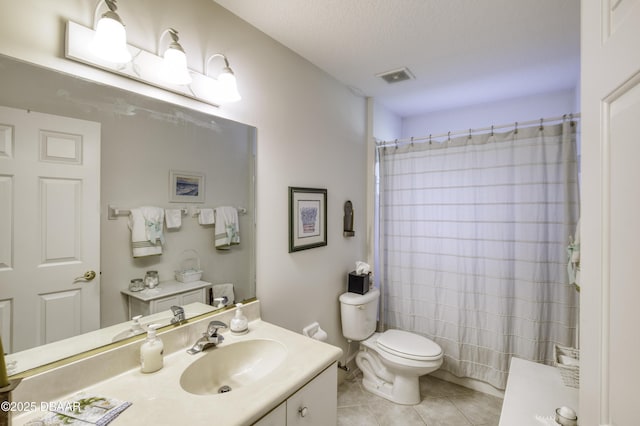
288, 187, 327, 252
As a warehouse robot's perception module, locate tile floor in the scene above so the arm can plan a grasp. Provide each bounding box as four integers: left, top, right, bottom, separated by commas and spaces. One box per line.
337, 372, 503, 426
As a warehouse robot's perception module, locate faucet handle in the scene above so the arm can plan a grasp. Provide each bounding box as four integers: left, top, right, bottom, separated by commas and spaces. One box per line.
207, 320, 227, 337
171, 305, 185, 323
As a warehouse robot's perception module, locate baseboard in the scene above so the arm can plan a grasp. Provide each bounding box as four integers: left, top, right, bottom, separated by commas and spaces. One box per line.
431, 369, 505, 398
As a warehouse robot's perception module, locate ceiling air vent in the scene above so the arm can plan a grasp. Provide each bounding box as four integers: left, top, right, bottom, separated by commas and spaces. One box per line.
376, 67, 415, 84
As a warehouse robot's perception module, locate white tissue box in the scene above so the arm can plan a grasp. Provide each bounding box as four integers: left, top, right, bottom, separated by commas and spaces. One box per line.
175, 269, 203, 283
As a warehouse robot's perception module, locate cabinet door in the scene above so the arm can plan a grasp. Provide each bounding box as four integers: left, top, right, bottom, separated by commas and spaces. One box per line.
286, 363, 337, 426
253, 401, 286, 426
180, 288, 206, 305
151, 295, 181, 314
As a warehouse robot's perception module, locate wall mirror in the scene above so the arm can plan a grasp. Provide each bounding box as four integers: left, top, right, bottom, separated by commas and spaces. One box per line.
0, 54, 256, 376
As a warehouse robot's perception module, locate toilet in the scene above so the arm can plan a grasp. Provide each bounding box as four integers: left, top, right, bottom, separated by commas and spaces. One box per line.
339, 288, 443, 405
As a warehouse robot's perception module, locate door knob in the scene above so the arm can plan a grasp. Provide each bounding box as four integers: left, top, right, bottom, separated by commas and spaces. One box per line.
74, 270, 97, 282
298, 406, 308, 417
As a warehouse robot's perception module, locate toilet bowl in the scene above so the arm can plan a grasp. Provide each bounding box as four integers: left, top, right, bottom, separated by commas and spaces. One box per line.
339, 289, 443, 405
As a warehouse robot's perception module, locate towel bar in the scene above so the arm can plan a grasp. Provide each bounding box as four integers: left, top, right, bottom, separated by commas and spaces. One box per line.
192, 207, 247, 217
108, 205, 188, 220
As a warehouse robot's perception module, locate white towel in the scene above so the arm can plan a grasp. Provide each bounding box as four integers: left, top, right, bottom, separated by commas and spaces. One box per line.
214, 206, 240, 249
128, 207, 164, 257
567, 218, 581, 289
212, 283, 235, 306
165, 208, 182, 229
198, 208, 215, 225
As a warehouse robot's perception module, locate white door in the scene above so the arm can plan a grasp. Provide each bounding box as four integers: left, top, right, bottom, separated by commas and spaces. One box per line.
0, 105, 100, 353
581, 1, 640, 424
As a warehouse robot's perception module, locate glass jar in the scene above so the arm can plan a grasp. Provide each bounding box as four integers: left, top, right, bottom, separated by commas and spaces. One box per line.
129, 278, 144, 292
144, 270, 159, 289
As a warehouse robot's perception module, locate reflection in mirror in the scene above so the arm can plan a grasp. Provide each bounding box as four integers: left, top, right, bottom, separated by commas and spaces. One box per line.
0, 55, 256, 376
8, 303, 217, 375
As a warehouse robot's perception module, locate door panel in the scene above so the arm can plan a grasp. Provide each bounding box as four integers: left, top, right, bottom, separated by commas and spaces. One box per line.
40, 177, 82, 265
39, 289, 82, 344
606, 75, 640, 426
0, 175, 12, 270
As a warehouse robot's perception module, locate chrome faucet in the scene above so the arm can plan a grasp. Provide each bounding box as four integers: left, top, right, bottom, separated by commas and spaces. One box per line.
170, 305, 185, 324
187, 320, 227, 354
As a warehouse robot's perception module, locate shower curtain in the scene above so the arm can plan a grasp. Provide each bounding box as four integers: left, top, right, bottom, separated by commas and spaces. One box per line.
377, 120, 579, 389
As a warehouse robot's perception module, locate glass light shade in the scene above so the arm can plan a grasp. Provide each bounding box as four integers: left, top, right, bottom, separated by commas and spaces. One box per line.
90, 16, 131, 63
216, 69, 241, 102
160, 48, 192, 85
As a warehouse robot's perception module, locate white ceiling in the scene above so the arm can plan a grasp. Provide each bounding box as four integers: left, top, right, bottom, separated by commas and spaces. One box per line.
214, 0, 580, 118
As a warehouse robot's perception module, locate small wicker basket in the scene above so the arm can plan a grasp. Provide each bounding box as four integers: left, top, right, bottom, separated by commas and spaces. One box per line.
175, 249, 203, 283
554, 344, 580, 388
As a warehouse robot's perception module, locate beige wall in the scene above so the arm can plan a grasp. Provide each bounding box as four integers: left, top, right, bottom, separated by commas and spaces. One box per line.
0, 0, 367, 352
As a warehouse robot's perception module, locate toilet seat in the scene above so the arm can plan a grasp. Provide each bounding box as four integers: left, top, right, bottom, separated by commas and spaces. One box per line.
376, 330, 442, 361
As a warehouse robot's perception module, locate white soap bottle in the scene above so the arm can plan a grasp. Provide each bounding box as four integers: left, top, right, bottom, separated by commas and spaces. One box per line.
230, 303, 249, 334
140, 324, 164, 373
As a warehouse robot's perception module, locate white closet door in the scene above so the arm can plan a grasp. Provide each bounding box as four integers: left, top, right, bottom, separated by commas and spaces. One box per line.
0, 105, 100, 353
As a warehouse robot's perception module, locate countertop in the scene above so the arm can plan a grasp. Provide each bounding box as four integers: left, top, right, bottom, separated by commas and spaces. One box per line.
14, 319, 343, 425
499, 357, 579, 425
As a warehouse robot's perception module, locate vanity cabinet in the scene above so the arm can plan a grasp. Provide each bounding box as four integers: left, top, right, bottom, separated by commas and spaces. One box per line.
254, 363, 338, 426
121, 280, 211, 318
254, 403, 286, 426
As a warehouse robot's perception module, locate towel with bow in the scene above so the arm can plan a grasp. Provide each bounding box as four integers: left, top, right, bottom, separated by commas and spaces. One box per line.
567, 218, 581, 290
128, 207, 165, 257
214, 207, 240, 249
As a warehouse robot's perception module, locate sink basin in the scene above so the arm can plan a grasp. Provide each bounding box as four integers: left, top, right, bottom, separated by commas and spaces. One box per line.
180, 339, 287, 395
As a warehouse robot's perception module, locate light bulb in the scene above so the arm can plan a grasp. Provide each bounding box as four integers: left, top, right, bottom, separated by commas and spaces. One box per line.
90, 13, 131, 63
216, 68, 241, 102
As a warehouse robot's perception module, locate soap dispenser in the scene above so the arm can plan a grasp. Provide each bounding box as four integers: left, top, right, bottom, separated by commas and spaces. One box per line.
230, 303, 249, 334
140, 324, 164, 373
112, 315, 146, 342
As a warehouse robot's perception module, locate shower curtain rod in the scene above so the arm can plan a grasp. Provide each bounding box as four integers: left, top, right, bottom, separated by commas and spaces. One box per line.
375, 112, 581, 149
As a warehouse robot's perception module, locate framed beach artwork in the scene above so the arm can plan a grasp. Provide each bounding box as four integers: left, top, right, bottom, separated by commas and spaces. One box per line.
169, 170, 205, 203
288, 186, 327, 252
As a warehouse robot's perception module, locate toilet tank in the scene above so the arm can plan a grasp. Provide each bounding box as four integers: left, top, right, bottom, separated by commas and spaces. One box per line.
339, 288, 380, 341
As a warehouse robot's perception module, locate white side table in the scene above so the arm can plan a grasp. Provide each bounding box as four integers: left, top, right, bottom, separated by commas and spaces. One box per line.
121, 280, 212, 318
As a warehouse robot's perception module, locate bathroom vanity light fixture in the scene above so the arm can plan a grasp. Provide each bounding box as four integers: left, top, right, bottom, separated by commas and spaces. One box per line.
66, 18, 243, 107
204, 54, 241, 103
159, 28, 192, 85
90, 0, 132, 63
